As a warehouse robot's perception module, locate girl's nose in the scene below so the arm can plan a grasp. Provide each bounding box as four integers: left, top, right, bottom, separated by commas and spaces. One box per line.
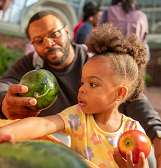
79, 85, 86, 94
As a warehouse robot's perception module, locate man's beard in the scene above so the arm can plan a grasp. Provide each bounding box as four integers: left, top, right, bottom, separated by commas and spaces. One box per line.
38, 40, 70, 66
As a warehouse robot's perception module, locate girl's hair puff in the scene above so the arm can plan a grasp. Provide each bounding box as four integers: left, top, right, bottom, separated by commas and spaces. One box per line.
85, 23, 147, 102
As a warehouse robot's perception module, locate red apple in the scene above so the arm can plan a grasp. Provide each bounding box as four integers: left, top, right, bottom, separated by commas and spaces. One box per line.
117, 130, 151, 163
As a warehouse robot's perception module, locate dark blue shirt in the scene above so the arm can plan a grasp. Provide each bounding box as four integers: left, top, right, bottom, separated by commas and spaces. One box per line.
75, 21, 93, 44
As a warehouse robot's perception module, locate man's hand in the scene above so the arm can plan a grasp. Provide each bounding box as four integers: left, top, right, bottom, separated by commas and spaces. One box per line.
0, 133, 14, 143
2, 84, 40, 119
113, 147, 149, 168
153, 137, 161, 168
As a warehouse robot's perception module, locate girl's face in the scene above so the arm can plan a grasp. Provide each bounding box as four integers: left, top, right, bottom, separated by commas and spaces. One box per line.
78, 56, 119, 115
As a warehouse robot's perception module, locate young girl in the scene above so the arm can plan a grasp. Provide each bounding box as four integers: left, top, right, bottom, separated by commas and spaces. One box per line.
0, 23, 148, 168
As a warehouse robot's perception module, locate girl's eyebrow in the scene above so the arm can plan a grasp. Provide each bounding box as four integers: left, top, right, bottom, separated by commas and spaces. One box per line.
89, 76, 103, 82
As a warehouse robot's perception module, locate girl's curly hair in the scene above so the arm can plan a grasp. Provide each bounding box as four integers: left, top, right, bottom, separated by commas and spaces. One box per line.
85, 23, 147, 102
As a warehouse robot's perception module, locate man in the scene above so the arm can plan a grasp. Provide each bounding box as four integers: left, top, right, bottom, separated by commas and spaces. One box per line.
0, 10, 88, 119
0, 10, 161, 167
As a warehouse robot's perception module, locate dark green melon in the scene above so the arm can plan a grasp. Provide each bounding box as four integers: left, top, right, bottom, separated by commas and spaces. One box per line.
0, 140, 89, 168
19, 69, 59, 110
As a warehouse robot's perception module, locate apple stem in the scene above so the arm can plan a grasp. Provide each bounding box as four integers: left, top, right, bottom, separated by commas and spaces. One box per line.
126, 141, 130, 146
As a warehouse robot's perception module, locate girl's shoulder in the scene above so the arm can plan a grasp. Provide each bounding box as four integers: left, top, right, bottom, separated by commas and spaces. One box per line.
121, 114, 145, 133
58, 105, 86, 121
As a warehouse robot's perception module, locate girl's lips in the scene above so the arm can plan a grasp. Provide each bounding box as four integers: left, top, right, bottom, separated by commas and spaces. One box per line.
77, 97, 86, 107
78, 101, 86, 107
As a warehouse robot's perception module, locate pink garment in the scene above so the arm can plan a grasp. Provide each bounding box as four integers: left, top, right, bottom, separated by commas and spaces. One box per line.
108, 2, 149, 43
33, 52, 44, 68
25, 42, 35, 55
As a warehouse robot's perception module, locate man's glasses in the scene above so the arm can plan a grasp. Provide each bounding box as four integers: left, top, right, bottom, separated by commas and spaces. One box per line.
31, 25, 66, 48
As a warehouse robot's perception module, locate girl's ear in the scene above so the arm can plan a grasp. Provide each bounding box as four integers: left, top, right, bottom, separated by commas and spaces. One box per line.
116, 86, 128, 101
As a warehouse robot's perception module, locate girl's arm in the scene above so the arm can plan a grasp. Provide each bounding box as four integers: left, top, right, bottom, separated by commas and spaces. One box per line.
0, 115, 65, 141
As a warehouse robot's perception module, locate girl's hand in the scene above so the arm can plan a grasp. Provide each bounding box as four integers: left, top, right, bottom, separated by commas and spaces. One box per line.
113, 147, 149, 168
0, 133, 14, 143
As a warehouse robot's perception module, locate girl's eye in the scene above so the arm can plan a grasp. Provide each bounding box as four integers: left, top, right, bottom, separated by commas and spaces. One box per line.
81, 82, 84, 86
90, 83, 97, 87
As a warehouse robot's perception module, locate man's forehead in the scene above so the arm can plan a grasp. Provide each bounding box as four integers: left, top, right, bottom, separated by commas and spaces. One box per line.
28, 15, 63, 38
29, 15, 62, 28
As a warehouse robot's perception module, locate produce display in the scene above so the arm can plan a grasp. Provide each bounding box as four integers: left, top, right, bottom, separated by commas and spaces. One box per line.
118, 130, 151, 163
19, 69, 59, 110
0, 140, 90, 168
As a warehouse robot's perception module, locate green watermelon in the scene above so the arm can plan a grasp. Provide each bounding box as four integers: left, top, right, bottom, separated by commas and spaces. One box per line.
19, 69, 59, 110
0, 140, 89, 168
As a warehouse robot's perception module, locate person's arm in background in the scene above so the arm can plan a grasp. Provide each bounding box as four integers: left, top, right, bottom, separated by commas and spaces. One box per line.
119, 93, 161, 168
1, 0, 13, 17
25, 42, 35, 55
73, 20, 84, 42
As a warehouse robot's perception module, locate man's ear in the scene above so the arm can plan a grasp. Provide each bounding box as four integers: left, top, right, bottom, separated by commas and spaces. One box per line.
64, 25, 71, 40
116, 86, 128, 101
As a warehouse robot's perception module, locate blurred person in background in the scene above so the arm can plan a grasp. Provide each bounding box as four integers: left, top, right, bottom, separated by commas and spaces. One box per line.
98, 0, 148, 44
75, 1, 102, 44
25, 41, 35, 55
73, 20, 84, 42
98, 0, 150, 94
98, 0, 150, 60
0, 0, 13, 17
0, 0, 36, 57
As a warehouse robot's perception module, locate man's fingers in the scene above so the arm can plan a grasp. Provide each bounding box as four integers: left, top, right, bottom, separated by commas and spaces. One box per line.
8, 112, 40, 120
8, 85, 28, 94
6, 108, 41, 119
7, 85, 37, 106
8, 96, 37, 106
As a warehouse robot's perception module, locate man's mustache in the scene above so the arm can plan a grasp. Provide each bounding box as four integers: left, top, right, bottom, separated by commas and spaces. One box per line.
46, 47, 64, 55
